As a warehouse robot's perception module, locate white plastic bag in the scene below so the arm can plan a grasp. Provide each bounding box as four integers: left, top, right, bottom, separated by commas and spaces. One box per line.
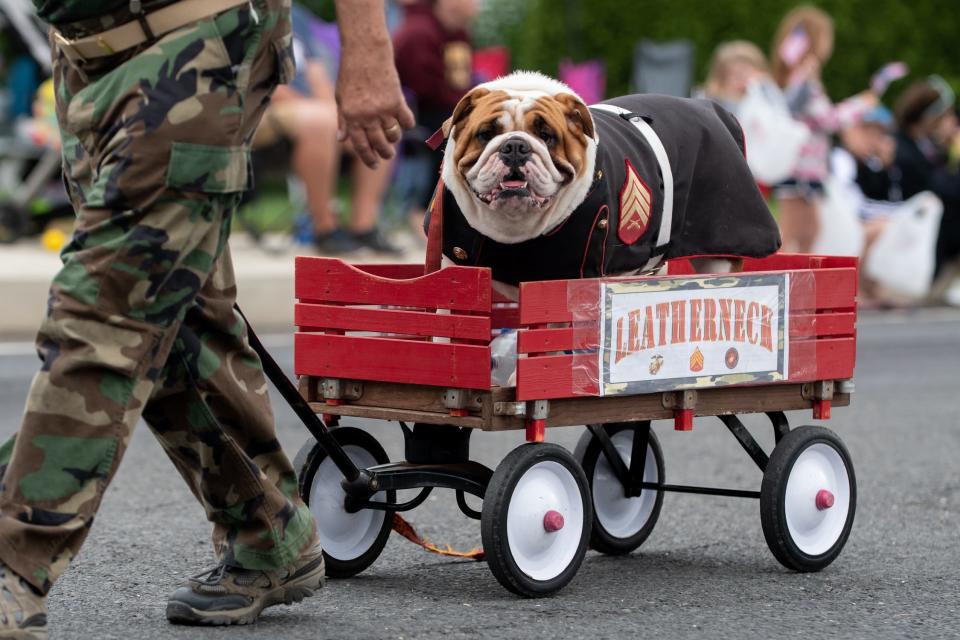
863, 191, 943, 299
812, 176, 866, 257
736, 80, 811, 185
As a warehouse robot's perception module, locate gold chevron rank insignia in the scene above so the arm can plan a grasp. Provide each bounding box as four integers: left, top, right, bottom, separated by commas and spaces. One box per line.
617, 159, 653, 245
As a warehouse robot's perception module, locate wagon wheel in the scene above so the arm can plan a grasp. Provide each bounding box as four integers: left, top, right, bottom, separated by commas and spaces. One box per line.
760, 426, 856, 572
294, 427, 394, 578
574, 423, 665, 555
481, 443, 591, 597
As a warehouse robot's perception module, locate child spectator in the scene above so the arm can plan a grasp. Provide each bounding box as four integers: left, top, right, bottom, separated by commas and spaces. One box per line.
702, 40, 770, 114
770, 5, 877, 253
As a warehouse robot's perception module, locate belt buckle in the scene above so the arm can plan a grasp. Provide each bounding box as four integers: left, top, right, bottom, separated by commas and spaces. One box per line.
53, 30, 87, 64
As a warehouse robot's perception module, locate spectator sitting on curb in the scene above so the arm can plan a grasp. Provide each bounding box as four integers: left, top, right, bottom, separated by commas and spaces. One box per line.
831, 106, 906, 304
892, 76, 960, 302
252, 3, 401, 255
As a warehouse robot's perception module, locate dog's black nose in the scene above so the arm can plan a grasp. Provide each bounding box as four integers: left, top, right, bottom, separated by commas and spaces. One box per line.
499, 138, 532, 166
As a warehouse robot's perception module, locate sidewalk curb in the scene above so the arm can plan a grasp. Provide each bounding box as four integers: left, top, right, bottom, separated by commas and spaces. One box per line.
0, 238, 422, 336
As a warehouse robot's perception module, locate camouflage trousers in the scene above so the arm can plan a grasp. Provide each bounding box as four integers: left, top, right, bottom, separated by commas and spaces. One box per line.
0, 0, 316, 595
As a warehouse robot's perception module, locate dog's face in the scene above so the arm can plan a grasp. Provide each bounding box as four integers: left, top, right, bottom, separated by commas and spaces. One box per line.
441, 72, 598, 244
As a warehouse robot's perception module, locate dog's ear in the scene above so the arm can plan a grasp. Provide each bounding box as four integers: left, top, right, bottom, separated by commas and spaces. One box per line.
555, 93, 595, 140
443, 87, 491, 138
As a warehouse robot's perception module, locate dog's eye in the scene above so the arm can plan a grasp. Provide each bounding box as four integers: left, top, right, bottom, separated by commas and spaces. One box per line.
539, 129, 557, 147
476, 128, 495, 143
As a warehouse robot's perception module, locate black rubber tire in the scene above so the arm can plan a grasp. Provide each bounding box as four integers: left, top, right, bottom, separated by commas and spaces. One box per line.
574, 424, 665, 555
294, 427, 394, 579
481, 443, 591, 598
760, 425, 856, 572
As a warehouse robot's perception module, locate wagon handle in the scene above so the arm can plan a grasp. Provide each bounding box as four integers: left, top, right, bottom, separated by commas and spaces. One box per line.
234, 304, 375, 494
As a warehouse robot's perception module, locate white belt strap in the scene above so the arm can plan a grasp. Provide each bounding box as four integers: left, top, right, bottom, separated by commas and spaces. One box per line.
590, 104, 674, 271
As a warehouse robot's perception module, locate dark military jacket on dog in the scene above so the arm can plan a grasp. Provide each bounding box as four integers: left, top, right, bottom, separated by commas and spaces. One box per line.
430, 94, 782, 286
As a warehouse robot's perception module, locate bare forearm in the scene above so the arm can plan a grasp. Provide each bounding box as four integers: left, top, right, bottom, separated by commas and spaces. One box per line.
332, 0, 415, 167
334, 0, 391, 49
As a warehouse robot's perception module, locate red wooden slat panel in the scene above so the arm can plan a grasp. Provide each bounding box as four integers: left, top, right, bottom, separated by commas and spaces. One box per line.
789, 269, 858, 311
492, 305, 521, 330
818, 256, 859, 269
743, 254, 828, 271
294, 333, 491, 389
354, 264, 424, 279
296, 257, 491, 312
295, 303, 490, 340
814, 269, 858, 310
790, 312, 856, 338
788, 337, 856, 381
517, 326, 601, 353
667, 255, 859, 276
519, 280, 573, 324
516, 354, 599, 400
518, 328, 574, 353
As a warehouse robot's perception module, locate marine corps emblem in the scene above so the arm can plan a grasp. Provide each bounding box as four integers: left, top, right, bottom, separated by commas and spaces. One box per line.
618, 159, 653, 245
725, 347, 739, 369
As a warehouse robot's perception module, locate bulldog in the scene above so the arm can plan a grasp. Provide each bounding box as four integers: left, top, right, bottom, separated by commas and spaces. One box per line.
428, 71, 782, 293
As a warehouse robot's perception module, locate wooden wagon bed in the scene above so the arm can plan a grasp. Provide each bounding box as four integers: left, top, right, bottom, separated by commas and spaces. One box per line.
293, 254, 856, 436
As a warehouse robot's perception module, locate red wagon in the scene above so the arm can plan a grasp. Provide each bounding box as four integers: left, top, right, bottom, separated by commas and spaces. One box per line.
289, 254, 858, 596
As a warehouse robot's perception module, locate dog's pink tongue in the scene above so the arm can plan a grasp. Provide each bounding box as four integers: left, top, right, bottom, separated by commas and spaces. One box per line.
502, 179, 526, 188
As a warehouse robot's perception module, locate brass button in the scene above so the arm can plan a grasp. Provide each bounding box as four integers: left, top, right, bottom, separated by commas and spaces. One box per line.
597, 218, 608, 230
596, 169, 603, 180
453, 246, 468, 260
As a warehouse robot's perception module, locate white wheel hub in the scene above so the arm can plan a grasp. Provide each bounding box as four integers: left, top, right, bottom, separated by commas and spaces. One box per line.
784, 443, 851, 556
309, 444, 386, 561
506, 461, 584, 581
593, 431, 658, 538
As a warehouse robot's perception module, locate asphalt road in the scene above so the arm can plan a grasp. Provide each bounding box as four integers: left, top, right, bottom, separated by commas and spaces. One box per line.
0, 308, 958, 639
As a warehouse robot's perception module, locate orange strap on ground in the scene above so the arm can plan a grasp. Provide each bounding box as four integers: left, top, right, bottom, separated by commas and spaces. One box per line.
391, 514, 485, 561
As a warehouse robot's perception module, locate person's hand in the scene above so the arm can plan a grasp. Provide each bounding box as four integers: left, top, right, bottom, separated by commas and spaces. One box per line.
336, 41, 415, 168
858, 90, 880, 108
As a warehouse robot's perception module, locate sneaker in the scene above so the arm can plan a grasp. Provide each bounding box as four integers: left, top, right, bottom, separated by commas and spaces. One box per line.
165, 546, 325, 626
0, 563, 47, 640
314, 228, 362, 255
351, 228, 403, 255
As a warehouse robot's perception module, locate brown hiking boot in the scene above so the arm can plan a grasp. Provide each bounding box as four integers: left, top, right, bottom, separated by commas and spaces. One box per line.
0, 563, 47, 640
165, 545, 325, 626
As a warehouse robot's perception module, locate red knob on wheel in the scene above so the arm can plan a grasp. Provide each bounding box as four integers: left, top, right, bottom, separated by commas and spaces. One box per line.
815, 489, 835, 511
543, 510, 565, 532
